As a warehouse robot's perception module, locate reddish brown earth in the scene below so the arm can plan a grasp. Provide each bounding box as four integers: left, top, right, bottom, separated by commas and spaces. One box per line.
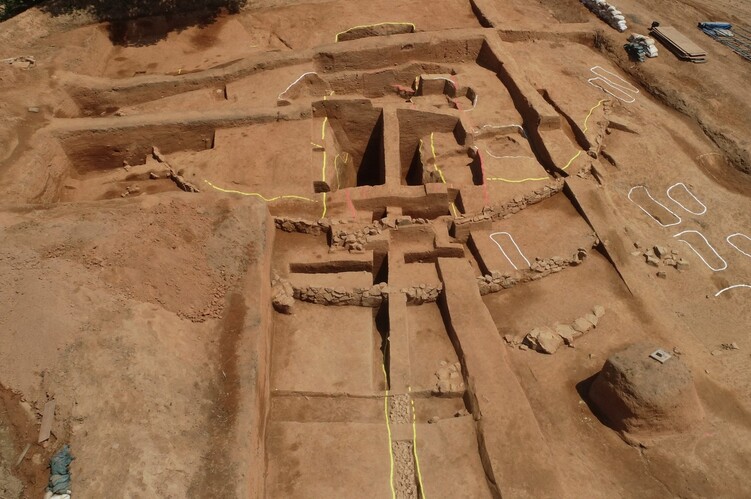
0, 0, 749, 497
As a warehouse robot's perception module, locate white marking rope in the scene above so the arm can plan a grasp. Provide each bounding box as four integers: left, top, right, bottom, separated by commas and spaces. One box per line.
587, 77, 635, 103
726, 233, 751, 258
628, 186, 682, 227
673, 230, 728, 272
277, 71, 319, 101
588, 65, 639, 103
715, 284, 751, 297
666, 182, 707, 215
489, 232, 530, 270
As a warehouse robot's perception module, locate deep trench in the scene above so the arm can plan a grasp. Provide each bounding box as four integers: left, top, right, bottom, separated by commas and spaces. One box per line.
475, 42, 560, 178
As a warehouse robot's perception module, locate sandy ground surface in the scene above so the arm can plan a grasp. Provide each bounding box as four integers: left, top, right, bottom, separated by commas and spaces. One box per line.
0, 195, 271, 497
0, 0, 749, 497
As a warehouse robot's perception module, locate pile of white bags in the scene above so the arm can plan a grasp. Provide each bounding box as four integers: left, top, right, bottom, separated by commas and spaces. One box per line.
628, 33, 659, 58
581, 0, 628, 32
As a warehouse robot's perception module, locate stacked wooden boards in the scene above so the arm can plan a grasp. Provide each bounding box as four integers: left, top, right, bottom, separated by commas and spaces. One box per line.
651, 26, 707, 62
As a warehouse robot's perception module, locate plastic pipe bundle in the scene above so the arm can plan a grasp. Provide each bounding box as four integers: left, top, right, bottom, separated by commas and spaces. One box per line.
581, 0, 628, 32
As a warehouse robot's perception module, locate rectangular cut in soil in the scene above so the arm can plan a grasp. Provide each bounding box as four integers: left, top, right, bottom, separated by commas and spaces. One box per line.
287, 271, 373, 290
437, 257, 564, 497
416, 416, 494, 498
204, 121, 314, 196
469, 229, 527, 274
265, 421, 392, 498
388, 261, 441, 289
271, 302, 375, 395
406, 303, 460, 391
491, 194, 592, 255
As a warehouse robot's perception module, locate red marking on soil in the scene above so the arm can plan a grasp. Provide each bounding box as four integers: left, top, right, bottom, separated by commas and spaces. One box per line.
345, 189, 357, 219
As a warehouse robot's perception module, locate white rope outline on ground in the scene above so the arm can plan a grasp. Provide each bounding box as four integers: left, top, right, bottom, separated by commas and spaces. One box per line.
587, 77, 636, 103
590, 66, 639, 93
673, 230, 728, 272
628, 186, 682, 227
489, 232, 530, 270
715, 284, 751, 297
588, 65, 639, 103
726, 233, 751, 258
666, 182, 707, 215
277, 71, 319, 101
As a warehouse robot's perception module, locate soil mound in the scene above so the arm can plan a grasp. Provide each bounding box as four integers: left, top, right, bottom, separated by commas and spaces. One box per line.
589, 343, 704, 440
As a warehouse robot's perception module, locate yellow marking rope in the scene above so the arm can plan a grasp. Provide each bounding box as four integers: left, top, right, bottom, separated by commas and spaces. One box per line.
561, 150, 583, 171
420, 135, 459, 218
429, 133, 447, 184
583, 99, 608, 134
335, 22, 416, 42
409, 386, 426, 498
382, 364, 396, 499
203, 180, 317, 202
449, 202, 459, 218
320, 117, 329, 218
485, 174, 549, 183
487, 99, 607, 183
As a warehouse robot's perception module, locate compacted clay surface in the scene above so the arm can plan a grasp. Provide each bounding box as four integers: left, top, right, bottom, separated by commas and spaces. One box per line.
0, 0, 750, 497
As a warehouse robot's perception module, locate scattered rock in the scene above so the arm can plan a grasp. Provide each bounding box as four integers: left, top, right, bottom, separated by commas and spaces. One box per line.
537, 329, 563, 354
593, 305, 606, 318
555, 323, 577, 345
525, 327, 563, 354
436, 379, 451, 394
654, 245, 668, 258
572, 317, 594, 334
656, 271, 667, 279
676, 259, 689, 271
584, 313, 599, 328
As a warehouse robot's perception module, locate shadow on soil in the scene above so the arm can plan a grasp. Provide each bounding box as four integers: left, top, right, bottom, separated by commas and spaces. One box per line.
575, 372, 614, 429
27, 0, 247, 46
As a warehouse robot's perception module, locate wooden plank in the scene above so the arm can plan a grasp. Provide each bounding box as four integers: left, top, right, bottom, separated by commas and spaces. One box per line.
38, 399, 56, 443
653, 31, 694, 57
651, 29, 707, 62
653, 27, 706, 56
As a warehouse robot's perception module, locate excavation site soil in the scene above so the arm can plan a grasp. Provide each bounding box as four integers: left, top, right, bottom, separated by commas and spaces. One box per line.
0, 0, 750, 497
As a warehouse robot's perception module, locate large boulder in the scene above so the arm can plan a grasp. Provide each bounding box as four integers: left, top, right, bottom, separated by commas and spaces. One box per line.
589, 343, 703, 441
